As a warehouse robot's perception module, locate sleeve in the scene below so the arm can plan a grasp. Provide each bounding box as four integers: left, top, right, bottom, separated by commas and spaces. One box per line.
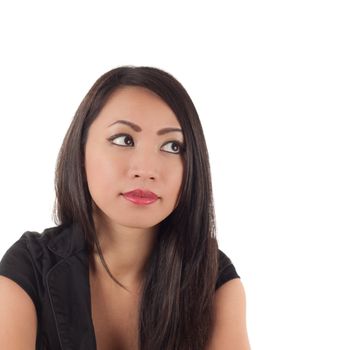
0, 235, 39, 309
215, 249, 240, 290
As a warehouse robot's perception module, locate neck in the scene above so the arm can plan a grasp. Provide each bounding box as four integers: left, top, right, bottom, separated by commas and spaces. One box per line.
90, 211, 158, 289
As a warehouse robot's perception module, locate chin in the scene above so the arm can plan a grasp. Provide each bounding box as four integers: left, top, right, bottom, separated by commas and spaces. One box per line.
112, 215, 163, 229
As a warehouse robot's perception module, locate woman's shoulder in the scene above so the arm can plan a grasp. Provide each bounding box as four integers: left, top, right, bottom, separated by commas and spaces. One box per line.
0, 229, 47, 310
216, 249, 240, 290
0, 224, 68, 261
1, 222, 86, 262
0, 223, 78, 308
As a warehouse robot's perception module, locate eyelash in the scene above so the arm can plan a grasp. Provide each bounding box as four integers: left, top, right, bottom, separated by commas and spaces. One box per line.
107, 133, 185, 155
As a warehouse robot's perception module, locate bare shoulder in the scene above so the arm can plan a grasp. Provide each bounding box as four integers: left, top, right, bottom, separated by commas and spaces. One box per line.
0, 276, 37, 350
206, 278, 251, 350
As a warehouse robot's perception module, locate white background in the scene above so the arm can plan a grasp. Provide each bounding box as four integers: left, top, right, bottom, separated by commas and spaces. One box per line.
0, 1, 349, 349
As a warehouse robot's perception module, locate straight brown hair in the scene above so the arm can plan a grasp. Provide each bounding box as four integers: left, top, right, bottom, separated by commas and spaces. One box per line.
53, 66, 219, 349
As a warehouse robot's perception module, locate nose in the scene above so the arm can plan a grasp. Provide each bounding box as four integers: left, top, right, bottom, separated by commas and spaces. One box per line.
130, 170, 156, 181
128, 151, 158, 181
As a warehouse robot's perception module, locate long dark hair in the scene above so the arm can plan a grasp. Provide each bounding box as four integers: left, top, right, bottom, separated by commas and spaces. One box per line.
53, 66, 219, 350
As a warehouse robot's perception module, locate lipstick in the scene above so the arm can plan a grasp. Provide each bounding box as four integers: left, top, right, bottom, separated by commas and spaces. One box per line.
122, 189, 159, 205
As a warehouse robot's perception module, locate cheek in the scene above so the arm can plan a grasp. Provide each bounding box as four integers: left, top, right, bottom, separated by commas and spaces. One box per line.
85, 152, 122, 194
166, 160, 184, 195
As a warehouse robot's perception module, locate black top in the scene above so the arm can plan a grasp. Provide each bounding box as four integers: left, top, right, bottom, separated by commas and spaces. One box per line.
0, 222, 240, 350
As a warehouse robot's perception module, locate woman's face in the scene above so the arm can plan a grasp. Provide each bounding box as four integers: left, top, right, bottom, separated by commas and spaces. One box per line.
84, 86, 184, 230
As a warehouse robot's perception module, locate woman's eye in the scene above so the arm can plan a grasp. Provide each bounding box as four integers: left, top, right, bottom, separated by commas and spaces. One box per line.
108, 135, 184, 154
109, 134, 134, 147
161, 141, 183, 154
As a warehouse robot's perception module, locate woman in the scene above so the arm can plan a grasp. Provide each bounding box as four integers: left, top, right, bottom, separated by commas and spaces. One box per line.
0, 66, 250, 349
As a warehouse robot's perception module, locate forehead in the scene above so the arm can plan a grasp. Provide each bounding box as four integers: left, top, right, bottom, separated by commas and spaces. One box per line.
94, 86, 180, 127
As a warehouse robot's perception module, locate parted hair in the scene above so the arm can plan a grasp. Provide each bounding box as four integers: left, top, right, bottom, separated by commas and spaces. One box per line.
53, 66, 219, 350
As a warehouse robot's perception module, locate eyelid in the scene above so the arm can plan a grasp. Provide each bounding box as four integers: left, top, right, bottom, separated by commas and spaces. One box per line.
107, 133, 134, 147
161, 140, 185, 154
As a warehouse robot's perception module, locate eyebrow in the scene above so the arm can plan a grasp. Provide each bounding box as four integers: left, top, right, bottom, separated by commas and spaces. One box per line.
108, 120, 183, 136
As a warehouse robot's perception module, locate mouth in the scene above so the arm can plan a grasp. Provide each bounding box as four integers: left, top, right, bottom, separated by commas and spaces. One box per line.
122, 189, 159, 205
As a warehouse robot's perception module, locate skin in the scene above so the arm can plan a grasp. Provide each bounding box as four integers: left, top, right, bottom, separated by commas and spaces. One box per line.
84, 86, 184, 292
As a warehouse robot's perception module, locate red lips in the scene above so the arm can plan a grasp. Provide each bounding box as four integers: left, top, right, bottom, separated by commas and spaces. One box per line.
122, 189, 159, 205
